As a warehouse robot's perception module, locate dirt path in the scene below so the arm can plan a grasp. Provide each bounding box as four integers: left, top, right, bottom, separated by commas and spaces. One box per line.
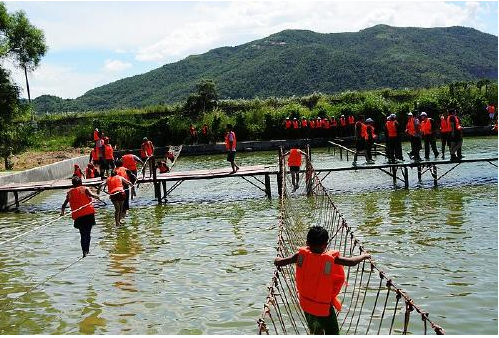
0, 148, 91, 172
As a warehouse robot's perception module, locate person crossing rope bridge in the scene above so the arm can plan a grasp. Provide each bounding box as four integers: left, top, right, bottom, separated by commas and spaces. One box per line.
274, 226, 370, 335
60, 176, 102, 257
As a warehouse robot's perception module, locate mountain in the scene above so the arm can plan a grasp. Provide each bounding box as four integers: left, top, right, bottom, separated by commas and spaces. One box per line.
34, 25, 498, 112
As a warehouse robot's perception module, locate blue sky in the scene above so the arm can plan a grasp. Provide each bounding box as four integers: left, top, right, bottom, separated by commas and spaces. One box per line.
2, 1, 497, 100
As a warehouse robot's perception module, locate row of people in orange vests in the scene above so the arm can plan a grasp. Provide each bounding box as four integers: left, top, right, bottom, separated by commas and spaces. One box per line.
283, 115, 355, 138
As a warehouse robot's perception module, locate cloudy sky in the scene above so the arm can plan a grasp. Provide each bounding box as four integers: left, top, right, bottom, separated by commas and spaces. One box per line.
2, 0, 498, 99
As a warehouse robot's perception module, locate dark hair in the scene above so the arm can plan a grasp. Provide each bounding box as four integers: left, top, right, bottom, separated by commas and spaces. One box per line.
115, 159, 123, 167
71, 176, 82, 187
126, 150, 132, 154
111, 170, 117, 176
306, 226, 329, 247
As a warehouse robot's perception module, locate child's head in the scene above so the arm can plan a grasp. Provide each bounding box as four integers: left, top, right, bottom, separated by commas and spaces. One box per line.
306, 226, 329, 253
71, 176, 82, 187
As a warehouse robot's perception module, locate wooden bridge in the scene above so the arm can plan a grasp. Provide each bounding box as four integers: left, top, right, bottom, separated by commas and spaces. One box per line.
0, 147, 496, 210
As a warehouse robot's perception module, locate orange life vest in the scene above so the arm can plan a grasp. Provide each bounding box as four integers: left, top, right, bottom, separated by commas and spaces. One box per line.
90, 149, 96, 162
115, 166, 130, 182
122, 154, 138, 171
202, 125, 208, 135
348, 116, 355, 125
301, 119, 308, 128
340, 117, 347, 127
158, 162, 169, 173
104, 144, 114, 160
85, 167, 95, 178
73, 167, 83, 178
359, 122, 367, 139
420, 118, 433, 135
68, 186, 95, 220
447, 115, 462, 131
331, 118, 337, 127
310, 120, 316, 129
293, 120, 299, 129
285, 120, 292, 129
288, 149, 302, 167
406, 117, 417, 136
107, 175, 124, 194
94, 139, 103, 159
323, 119, 330, 129
225, 131, 237, 151
487, 105, 495, 114
93, 130, 99, 141
440, 116, 451, 133
140, 141, 154, 158
295, 247, 345, 316
364, 125, 376, 141
385, 120, 398, 137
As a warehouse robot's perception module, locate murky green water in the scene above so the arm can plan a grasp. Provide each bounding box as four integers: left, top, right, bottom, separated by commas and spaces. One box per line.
0, 137, 497, 334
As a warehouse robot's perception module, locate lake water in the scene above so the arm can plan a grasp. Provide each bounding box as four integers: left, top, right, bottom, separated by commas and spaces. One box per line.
0, 136, 497, 334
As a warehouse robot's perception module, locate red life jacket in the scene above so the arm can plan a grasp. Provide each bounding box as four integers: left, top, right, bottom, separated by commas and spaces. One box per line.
420, 118, 433, 135
406, 117, 417, 136
331, 118, 337, 127
440, 116, 451, 133
225, 131, 237, 151
315, 120, 322, 129
323, 119, 330, 129
107, 175, 124, 194
285, 120, 292, 129
292, 120, 299, 129
202, 125, 208, 135
104, 144, 114, 160
310, 120, 316, 129
301, 119, 308, 128
68, 186, 95, 220
385, 120, 398, 137
122, 154, 138, 171
115, 166, 130, 182
140, 141, 154, 158
93, 130, 99, 141
359, 122, 367, 139
73, 167, 83, 178
364, 125, 376, 141
295, 247, 345, 316
348, 116, 355, 125
85, 166, 95, 178
447, 115, 462, 131
340, 117, 347, 127
288, 149, 302, 167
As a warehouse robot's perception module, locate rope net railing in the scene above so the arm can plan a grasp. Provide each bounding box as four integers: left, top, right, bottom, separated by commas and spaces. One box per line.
257, 148, 445, 335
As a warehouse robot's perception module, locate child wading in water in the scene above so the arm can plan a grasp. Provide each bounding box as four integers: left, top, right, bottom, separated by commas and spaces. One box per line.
274, 226, 370, 335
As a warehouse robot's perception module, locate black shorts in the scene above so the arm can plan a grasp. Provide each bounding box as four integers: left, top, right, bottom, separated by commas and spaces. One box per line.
289, 166, 300, 172
110, 191, 126, 202
227, 151, 236, 162
129, 170, 137, 183
74, 213, 96, 229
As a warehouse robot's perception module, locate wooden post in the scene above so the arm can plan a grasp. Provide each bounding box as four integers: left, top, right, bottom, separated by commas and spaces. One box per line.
14, 191, 19, 209
340, 148, 343, 160
417, 164, 422, 182
346, 150, 349, 161
404, 167, 409, 189
432, 165, 438, 187
265, 173, 271, 199
392, 166, 397, 186
277, 148, 283, 197
306, 145, 312, 196
151, 156, 161, 203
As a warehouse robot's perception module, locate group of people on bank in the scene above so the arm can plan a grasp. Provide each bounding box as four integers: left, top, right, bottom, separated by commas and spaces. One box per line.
283, 115, 356, 139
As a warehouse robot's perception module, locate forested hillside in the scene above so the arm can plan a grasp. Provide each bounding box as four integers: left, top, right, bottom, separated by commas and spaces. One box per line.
33, 25, 498, 113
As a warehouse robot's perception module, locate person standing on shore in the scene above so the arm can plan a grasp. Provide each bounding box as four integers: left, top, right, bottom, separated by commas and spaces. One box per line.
225, 124, 240, 173
420, 112, 439, 160
61, 176, 100, 257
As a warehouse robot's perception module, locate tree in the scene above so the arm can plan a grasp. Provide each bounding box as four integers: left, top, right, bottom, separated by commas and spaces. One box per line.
0, 2, 9, 56
184, 79, 218, 117
6, 9, 47, 104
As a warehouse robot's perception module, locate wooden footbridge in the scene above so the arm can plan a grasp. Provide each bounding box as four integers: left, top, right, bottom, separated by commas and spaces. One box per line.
0, 146, 496, 210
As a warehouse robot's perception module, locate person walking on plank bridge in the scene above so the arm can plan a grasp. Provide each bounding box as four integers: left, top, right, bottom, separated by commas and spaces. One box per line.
406, 112, 422, 162
384, 114, 400, 164
448, 109, 464, 161
140, 137, 155, 178
94, 131, 105, 178
225, 124, 240, 173
352, 115, 365, 166
120, 150, 143, 198
114, 160, 132, 220
274, 226, 370, 335
283, 148, 308, 192
102, 137, 115, 177
364, 118, 376, 164
98, 170, 131, 227
420, 112, 439, 160
60, 176, 101, 258
440, 110, 451, 159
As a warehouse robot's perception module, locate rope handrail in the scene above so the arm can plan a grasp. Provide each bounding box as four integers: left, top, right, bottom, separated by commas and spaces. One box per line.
258, 147, 445, 335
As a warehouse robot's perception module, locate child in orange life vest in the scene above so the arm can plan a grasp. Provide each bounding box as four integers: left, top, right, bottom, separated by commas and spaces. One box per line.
274, 226, 370, 335
73, 164, 83, 179
98, 170, 131, 227
283, 148, 308, 192
61, 176, 101, 257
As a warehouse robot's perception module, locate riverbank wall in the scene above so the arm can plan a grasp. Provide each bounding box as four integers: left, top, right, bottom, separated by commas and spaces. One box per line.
0, 155, 88, 211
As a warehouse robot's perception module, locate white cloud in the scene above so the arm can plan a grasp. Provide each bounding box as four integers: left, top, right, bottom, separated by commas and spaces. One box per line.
103, 59, 132, 73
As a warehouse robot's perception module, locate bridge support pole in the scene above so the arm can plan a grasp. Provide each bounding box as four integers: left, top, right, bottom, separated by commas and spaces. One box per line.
417, 165, 422, 182
306, 145, 312, 196
151, 156, 161, 203
14, 191, 19, 209
432, 165, 438, 187
277, 148, 283, 197
264, 174, 271, 199
404, 167, 409, 189
340, 148, 343, 160
392, 166, 397, 186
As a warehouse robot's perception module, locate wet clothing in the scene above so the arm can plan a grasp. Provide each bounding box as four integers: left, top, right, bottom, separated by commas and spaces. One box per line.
304, 307, 340, 335
227, 150, 236, 162
74, 214, 95, 256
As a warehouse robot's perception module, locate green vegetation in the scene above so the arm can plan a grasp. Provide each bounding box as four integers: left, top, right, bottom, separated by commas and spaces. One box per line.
32, 25, 497, 112
0, 2, 46, 169
33, 80, 497, 151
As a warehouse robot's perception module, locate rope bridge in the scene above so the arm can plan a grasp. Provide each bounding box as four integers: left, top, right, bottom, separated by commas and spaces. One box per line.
257, 147, 445, 335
